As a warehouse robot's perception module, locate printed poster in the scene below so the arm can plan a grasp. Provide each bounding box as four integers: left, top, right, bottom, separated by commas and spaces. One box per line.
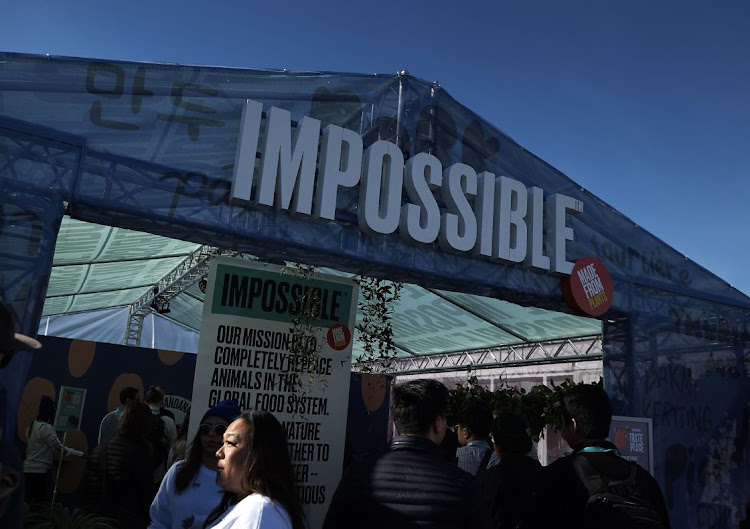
610, 415, 653, 474
54, 386, 87, 432
189, 257, 358, 529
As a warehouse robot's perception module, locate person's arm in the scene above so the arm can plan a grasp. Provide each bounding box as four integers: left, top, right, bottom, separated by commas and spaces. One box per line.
462, 474, 493, 529
97, 418, 104, 445
40, 423, 84, 457
85, 445, 103, 513
321, 473, 352, 529
98, 414, 111, 445
134, 443, 158, 521
477, 471, 502, 529
149, 462, 178, 529
164, 417, 178, 446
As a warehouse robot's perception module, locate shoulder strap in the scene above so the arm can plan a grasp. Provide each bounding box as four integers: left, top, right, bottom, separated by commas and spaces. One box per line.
572, 454, 607, 496
574, 455, 643, 496
476, 447, 494, 475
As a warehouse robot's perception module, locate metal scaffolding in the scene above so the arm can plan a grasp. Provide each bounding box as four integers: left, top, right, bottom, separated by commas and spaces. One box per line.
358, 335, 603, 375
123, 245, 232, 346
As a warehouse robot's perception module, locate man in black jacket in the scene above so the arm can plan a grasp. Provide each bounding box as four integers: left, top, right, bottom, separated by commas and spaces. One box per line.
529, 384, 670, 529
479, 411, 541, 529
323, 379, 492, 529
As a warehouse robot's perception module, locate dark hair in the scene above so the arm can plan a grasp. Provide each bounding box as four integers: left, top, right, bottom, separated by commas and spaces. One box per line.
174, 415, 207, 494
456, 402, 492, 440
38, 395, 56, 423
145, 385, 164, 405
561, 384, 612, 439
491, 412, 532, 454
119, 386, 139, 405
117, 402, 152, 439
392, 379, 448, 435
204, 411, 305, 529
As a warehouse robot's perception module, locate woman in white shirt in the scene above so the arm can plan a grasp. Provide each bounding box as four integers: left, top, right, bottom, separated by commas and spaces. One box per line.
23, 395, 84, 504
203, 410, 305, 529
150, 400, 241, 529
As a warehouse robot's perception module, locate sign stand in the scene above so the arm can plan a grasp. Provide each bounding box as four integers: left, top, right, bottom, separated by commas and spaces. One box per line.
51, 431, 67, 506
50, 386, 87, 505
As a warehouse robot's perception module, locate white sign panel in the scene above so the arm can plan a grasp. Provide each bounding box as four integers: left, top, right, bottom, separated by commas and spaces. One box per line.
189, 257, 358, 529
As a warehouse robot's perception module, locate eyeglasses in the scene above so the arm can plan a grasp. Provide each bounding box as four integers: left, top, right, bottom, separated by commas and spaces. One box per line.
199, 423, 227, 436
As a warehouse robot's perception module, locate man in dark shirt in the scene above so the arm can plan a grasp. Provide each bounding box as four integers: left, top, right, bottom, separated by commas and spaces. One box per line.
479, 412, 541, 529
530, 384, 670, 529
323, 379, 492, 529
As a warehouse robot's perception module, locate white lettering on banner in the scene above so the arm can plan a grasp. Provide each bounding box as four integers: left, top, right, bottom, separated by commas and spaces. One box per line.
230, 100, 585, 275
628, 432, 645, 453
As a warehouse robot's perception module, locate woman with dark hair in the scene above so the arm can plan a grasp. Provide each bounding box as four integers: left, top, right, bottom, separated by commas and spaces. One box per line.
204, 410, 305, 529
167, 414, 190, 469
150, 400, 240, 529
23, 395, 84, 504
87, 401, 154, 528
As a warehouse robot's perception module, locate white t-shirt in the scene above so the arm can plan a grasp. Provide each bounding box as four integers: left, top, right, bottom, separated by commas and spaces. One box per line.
150, 461, 224, 529
207, 493, 292, 529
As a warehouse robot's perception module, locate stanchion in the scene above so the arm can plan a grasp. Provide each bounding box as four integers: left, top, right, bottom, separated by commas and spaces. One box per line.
50, 431, 67, 506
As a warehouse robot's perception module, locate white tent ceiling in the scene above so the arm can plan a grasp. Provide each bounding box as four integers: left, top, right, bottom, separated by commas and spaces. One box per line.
42, 216, 603, 369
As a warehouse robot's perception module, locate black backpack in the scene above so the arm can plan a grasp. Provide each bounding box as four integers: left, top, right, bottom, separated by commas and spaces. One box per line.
573, 455, 668, 529
146, 413, 169, 470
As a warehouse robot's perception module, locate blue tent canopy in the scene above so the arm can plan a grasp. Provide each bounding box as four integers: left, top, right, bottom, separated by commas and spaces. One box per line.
1, 52, 748, 529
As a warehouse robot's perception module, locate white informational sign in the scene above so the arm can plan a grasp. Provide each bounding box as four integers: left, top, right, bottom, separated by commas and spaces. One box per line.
189, 257, 358, 529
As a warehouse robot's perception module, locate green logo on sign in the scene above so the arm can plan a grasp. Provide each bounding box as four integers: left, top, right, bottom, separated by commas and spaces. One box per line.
212, 264, 352, 325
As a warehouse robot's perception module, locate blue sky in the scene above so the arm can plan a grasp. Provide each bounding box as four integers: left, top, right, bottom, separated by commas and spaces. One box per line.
2, 0, 749, 295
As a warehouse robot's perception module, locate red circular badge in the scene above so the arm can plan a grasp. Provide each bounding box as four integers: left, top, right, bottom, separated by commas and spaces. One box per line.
326, 323, 352, 351
562, 257, 614, 317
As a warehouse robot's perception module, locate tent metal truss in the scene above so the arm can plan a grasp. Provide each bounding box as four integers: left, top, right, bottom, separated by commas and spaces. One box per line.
123, 245, 234, 346
363, 335, 602, 375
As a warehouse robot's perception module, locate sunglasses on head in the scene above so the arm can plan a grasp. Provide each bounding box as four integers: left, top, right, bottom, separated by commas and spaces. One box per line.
199, 423, 227, 436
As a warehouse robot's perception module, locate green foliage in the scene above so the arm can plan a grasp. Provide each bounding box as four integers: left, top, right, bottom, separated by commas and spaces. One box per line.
24, 503, 118, 529
446, 373, 603, 441
277, 262, 327, 397
355, 276, 402, 373
282, 264, 402, 383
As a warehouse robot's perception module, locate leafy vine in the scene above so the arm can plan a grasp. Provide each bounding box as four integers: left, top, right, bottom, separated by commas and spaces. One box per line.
354, 276, 402, 373
282, 263, 402, 380
446, 374, 604, 441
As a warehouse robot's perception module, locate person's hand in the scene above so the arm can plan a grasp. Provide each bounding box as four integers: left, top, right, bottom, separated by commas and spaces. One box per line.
181, 514, 195, 528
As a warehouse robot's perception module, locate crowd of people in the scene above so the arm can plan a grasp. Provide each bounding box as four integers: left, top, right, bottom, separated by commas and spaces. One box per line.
322, 380, 671, 529
3, 296, 674, 529
12, 377, 674, 529
14, 378, 673, 529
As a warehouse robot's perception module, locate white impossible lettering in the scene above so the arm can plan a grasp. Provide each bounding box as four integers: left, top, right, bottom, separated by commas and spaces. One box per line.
230, 100, 583, 275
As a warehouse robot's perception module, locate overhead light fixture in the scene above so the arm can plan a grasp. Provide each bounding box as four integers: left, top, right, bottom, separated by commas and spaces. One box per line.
150, 300, 171, 314
198, 277, 208, 294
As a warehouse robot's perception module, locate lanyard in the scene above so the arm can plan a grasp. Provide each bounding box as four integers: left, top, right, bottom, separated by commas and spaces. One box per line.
579, 446, 620, 455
